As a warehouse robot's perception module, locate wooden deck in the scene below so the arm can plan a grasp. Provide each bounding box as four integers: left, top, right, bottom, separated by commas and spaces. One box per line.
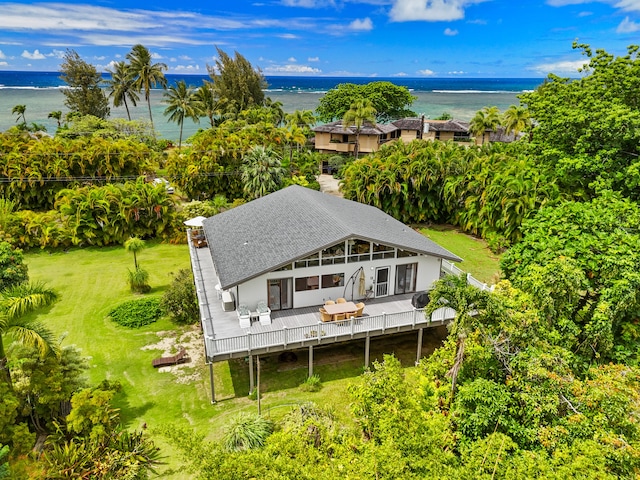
190, 239, 456, 363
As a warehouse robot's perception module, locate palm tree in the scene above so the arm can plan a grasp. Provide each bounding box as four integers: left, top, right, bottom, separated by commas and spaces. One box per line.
195, 81, 218, 128
106, 61, 139, 121
502, 105, 531, 140
48, 111, 63, 129
0, 282, 58, 385
126, 44, 167, 129
469, 106, 501, 145
124, 236, 146, 270
285, 110, 316, 131
342, 99, 376, 159
163, 80, 199, 148
241, 146, 285, 199
11, 105, 26, 126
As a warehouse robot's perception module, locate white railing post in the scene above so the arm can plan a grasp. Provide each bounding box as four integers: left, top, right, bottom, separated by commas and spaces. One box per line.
351, 316, 355, 338
247, 331, 251, 352
317, 322, 322, 343
412, 308, 417, 327
382, 312, 387, 332
283, 326, 288, 348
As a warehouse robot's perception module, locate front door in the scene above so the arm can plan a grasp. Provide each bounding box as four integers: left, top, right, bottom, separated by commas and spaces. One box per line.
374, 267, 390, 297
268, 278, 292, 311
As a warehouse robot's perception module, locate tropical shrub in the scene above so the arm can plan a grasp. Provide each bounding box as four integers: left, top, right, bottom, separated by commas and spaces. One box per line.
222, 413, 274, 452
108, 297, 161, 327
299, 374, 322, 392
0, 242, 28, 290
161, 269, 199, 325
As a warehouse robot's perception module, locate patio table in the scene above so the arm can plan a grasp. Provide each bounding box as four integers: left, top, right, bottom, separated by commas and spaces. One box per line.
323, 301, 358, 320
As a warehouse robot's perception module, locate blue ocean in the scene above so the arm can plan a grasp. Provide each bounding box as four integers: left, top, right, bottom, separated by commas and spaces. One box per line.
0, 71, 543, 141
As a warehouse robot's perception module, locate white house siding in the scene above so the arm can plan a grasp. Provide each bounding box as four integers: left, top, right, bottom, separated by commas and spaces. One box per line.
234, 253, 442, 311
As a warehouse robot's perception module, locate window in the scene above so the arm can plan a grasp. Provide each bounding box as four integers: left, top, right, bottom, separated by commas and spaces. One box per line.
348, 239, 371, 263
295, 252, 319, 268
322, 273, 344, 289
322, 242, 345, 265
395, 263, 417, 294
275, 263, 292, 271
397, 249, 418, 258
454, 132, 471, 142
295, 276, 319, 291
435, 131, 441, 140
372, 242, 395, 260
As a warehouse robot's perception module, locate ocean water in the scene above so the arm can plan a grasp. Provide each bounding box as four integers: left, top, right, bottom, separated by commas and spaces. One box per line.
0, 71, 543, 141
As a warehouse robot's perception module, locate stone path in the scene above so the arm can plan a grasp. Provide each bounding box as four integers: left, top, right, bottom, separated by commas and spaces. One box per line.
317, 174, 342, 197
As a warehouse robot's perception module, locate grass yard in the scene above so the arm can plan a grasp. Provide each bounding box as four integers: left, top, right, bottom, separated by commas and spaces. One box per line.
419, 224, 502, 284
22, 228, 501, 478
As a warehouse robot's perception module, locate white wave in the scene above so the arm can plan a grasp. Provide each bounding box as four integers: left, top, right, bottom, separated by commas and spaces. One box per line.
432, 89, 519, 94
0, 85, 65, 90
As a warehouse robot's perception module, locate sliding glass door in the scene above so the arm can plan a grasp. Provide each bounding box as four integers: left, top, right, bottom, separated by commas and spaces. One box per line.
395, 263, 417, 294
268, 278, 292, 311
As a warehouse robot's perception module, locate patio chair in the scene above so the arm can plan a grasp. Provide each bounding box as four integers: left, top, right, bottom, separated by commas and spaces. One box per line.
237, 304, 251, 328
355, 302, 365, 317
334, 312, 346, 321
152, 348, 188, 368
257, 300, 272, 325
319, 308, 333, 322
336, 297, 347, 303
325, 300, 335, 305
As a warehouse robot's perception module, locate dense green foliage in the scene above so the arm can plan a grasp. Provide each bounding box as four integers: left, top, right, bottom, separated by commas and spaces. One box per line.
108, 297, 162, 328
161, 269, 199, 325
316, 81, 416, 123
59, 50, 110, 119
0, 242, 28, 290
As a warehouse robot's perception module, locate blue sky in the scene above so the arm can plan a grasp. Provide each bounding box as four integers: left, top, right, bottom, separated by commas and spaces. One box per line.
1, 0, 640, 77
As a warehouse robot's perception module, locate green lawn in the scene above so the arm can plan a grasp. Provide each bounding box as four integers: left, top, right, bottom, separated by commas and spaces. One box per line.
419, 224, 502, 284
23, 228, 501, 478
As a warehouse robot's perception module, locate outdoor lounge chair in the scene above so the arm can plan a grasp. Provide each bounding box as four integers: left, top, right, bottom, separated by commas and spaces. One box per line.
257, 301, 272, 325
325, 300, 335, 305
238, 304, 251, 328
319, 308, 333, 322
336, 297, 347, 303
152, 348, 188, 368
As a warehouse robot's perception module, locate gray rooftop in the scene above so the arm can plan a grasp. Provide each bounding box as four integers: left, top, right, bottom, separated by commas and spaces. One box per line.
202, 185, 461, 290
312, 121, 398, 136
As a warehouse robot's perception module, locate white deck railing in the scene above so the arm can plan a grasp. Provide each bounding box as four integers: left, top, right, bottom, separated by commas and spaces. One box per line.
205, 306, 456, 358
441, 259, 494, 292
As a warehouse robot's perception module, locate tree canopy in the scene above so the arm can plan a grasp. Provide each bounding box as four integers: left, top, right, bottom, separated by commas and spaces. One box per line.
315, 81, 416, 123
59, 50, 110, 119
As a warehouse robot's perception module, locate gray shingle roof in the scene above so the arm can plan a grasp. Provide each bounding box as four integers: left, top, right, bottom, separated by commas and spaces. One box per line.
313, 121, 397, 136
202, 185, 461, 289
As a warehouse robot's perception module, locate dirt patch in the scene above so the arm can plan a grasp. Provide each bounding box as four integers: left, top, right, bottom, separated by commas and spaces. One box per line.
142, 326, 204, 384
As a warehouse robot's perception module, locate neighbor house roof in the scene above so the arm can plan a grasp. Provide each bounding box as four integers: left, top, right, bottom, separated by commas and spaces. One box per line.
312, 121, 397, 136
391, 118, 471, 134
202, 185, 461, 290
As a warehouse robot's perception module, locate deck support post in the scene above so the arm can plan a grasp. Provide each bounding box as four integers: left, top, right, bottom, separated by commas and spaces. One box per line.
364, 335, 370, 369
208, 363, 216, 404
308, 345, 314, 377
416, 328, 424, 365
248, 354, 254, 394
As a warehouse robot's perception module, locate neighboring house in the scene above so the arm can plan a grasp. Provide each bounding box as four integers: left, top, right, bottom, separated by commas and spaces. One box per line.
312, 120, 399, 155
189, 185, 470, 400
392, 118, 473, 144
201, 185, 460, 312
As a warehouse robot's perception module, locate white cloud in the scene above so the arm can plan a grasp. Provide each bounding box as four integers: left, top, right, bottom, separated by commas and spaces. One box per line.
179, 55, 192, 61
448, 70, 466, 74
173, 64, 202, 72
617, 16, 640, 32
288, 56, 297, 62
22, 49, 45, 60
308, 56, 320, 62
444, 27, 458, 35
0, 62, 8, 66
151, 52, 164, 59
392, 72, 408, 76
278, 33, 299, 39
263, 64, 322, 74
280, 0, 336, 7
390, 0, 486, 22
349, 17, 374, 30
609, 0, 640, 11
418, 68, 435, 75
529, 59, 587, 75
0, 50, 5, 59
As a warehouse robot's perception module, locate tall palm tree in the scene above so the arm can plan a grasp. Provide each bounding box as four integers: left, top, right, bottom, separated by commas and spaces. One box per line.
126, 44, 167, 129
241, 146, 285, 199
11, 105, 26, 126
502, 105, 531, 140
469, 106, 501, 145
0, 282, 58, 386
342, 99, 376, 159
285, 110, 316, 130
195, 81, 218, 128
163, 80, 199, 148
124, 236, 146, 270
106, 61, 139, 121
